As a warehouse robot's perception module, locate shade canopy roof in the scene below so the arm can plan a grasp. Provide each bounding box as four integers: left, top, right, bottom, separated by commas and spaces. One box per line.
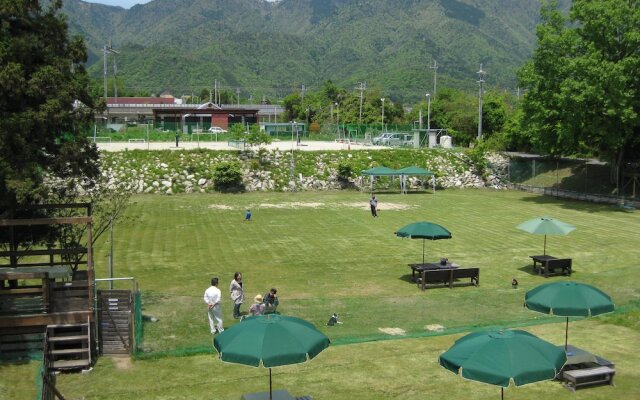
396, 166, 434, 176
525, 281, 614, 317
439, 329, 567, 388
361, 166, 398, 176
213, 314, 330, 368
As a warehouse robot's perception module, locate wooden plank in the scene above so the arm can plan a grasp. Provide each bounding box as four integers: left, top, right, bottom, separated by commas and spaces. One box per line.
0, 247, 86, 257
50, 348, 88, 355
0, 311, 93, 327
1, 341, 44, 351
0, 271, 49, 280
52, 359, 90, 369
0, 261, 87, 268
0, 287, 44, 295
0, 217, 92, 227
48, 335, 88, 342
0, 333, 44, 342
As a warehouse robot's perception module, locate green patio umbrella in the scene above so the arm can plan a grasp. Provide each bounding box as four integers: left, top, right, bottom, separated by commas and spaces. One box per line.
439, 330, 567, 399
525, 281, 614, 350
395, 221, 452, 263
214, 314, 330, 400
516, 217, 576, 255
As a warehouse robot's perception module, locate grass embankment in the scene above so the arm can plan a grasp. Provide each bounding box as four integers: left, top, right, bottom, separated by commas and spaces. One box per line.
5, 190, 639, 399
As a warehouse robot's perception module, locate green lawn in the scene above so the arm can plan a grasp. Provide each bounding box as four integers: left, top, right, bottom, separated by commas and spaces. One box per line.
5, 189, 640, 399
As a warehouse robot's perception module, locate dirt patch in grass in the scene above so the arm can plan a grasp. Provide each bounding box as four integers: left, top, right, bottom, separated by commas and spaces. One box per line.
112, 356, 132, 370
341, 202, 412, 211
378, 327, 406, 336
424, 324, 445, 332
208, 204, 234, 210
259, 202, 325, 209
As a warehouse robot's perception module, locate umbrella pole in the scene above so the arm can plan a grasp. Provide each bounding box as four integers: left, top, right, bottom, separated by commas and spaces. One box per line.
422, 240, 425, 264
565, 317, 569, 351
501, 387, 504, 400
269, 367, 272, 400
543, 234, 547, 256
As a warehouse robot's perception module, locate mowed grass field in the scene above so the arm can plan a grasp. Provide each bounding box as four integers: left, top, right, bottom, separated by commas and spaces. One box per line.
3, 189, 639, 399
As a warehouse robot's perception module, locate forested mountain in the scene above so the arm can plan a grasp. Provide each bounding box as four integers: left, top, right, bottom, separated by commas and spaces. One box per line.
61, 0, 568, 101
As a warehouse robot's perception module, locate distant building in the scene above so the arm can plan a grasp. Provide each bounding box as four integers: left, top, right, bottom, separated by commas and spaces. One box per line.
103, 97, 284, 130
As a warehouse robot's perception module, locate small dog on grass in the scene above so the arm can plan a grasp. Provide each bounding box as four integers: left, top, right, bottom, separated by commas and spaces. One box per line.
327, 313, 342, 326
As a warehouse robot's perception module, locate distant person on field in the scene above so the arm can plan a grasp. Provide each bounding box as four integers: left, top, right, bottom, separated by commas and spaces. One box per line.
248, 294, 265, 316
245, 209, 252, 221
229, 272, 244, 319
369, 194, 378, 217
204, 277, 223, 336
263, 288, 279, 313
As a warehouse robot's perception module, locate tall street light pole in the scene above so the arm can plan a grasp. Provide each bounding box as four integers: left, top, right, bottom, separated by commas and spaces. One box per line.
381, 98, 385, 132
426, 93, 431, 131
477, 63, 486, 140
335, 102, 339, 136
430, 60, 438, 99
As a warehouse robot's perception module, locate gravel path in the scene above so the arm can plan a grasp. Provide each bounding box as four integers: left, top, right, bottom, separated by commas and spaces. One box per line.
97, 140, 388, 152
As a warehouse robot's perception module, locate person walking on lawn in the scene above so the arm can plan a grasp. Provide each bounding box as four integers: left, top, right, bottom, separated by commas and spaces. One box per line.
204, 277, 224, 335
229, 272, 244, 319
369, 194, 378, 217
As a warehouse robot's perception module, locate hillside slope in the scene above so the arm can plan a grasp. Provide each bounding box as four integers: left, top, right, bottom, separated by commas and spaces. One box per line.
61, 0, 564, 100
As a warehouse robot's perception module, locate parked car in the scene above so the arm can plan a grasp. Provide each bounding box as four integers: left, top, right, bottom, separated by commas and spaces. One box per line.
372, 133, 401, 146
208, 126, 227, 133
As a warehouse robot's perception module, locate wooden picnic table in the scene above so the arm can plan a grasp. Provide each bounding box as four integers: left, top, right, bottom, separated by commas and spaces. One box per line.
408, 262, 459, 282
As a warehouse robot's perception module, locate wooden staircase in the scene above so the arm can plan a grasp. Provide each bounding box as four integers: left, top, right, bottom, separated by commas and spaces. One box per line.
98, 289, 132, 355
46, 321, 92, 371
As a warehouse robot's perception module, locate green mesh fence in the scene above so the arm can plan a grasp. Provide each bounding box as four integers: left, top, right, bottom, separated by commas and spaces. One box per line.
128, 304, 639, 362
134, 290, 143, 354
35, 355, 44, 400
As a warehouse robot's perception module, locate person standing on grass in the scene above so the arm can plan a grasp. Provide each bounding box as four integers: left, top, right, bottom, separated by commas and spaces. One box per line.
204, 277, 223, 335
369, 194, 378, 217
245, 209, 252, 221
229, 272, 244, 319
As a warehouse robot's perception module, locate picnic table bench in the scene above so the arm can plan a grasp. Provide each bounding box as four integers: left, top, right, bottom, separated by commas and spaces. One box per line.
530, 255, 572, 277
563, 366, 615, 391
560, 344, 615, 391
409, 263, 479, 291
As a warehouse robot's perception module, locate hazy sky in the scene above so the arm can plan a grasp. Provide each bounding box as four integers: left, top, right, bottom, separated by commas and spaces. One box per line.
84, 0, 279, 8
84, 0, 152, 8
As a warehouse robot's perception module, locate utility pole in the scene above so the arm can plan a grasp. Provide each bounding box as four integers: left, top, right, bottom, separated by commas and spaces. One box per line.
426, 93, 431, 131
236, 87, 240, 105
102, 42, 119, 101
381, 98, 385, 131
357, 81, 366, 126
430, 60, 438, 99
112, 54, 118, 102
477, 64, 486, 140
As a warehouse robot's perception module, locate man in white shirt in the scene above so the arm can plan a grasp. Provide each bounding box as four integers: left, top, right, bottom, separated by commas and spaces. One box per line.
204, 277, 224, 335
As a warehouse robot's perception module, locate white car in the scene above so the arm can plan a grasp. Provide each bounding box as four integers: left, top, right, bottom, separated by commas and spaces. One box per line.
372, 133, 400, 145
208, 126, 227, 133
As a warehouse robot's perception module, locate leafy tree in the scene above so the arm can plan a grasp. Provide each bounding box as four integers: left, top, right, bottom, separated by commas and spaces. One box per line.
481, 93, 508, 137
0, 0, 100, 211
518, 0, 640, 185
212, 162, 244, 192
245, 124, 272, 146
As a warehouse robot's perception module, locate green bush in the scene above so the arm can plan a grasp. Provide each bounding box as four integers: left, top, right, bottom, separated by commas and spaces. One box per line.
212, 161, 244, 192
337, 162, 353, 182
